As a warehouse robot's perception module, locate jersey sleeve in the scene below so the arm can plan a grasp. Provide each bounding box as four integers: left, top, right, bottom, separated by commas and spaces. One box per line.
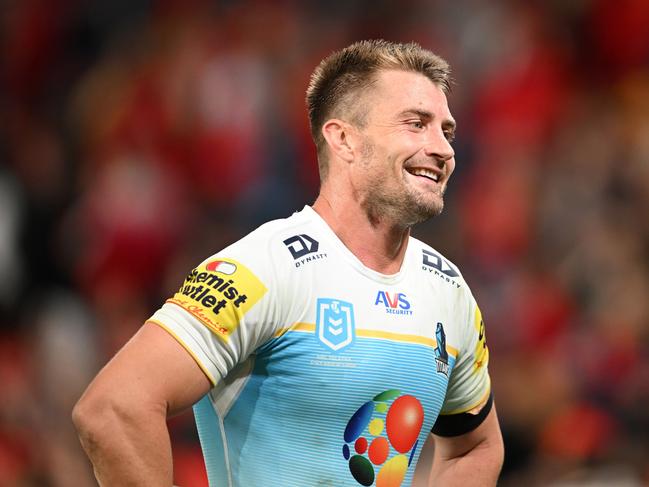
439, 291, 491, 415
147, 248, 281, 386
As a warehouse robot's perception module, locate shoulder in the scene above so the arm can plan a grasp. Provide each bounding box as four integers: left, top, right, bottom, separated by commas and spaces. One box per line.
200, 206, 321, 279
173, 209, 319, 323
408, 236, 467, 290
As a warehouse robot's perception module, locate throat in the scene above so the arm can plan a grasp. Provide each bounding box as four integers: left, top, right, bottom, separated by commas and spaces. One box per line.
312, 196, 410, 274
343, 216, 410, 274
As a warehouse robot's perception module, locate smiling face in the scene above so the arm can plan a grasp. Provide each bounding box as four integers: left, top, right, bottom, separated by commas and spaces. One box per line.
351, 69, 456, 226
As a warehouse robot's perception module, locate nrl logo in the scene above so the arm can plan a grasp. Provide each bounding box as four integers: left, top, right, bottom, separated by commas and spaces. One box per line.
316, 298, 355, 352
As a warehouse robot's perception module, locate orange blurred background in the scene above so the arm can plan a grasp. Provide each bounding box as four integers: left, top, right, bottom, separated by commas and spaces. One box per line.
1, 1, 649, 485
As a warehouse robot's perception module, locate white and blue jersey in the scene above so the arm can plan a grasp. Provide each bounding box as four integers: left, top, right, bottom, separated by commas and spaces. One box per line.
148, 206, 491, 487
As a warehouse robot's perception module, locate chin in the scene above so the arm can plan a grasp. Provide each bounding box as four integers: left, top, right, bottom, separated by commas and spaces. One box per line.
406, 201, 444, 225
424, 204, 444, 219
419, 193, 445, 216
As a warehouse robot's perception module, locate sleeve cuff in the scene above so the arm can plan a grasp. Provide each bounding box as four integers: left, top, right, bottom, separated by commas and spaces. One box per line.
431, 392, 493, 437
146, 319, 218, 386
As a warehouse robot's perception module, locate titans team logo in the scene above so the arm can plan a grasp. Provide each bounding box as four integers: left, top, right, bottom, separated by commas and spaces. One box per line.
316, 298, 355, 352
342, 389, 424, 486
434, 322, 449, 376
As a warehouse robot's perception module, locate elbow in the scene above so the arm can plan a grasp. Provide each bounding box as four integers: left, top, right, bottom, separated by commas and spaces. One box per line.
72, 388, 132, 452
72, 392, 112, 450
72, 386, 166, 450
72, 393, 92, 433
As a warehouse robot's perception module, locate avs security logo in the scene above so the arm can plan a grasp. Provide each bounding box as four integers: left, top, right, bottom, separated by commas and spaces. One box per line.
421, 249, 461, 289
169, 258, 267, 340
434, 323, 449, 377
342, 389, 424, 487
283, 234, 327, 267
374, 291, 412, 316
315, 298, 355, 352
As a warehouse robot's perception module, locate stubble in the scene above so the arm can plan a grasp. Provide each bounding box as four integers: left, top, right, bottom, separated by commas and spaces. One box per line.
358, 140, 445, 228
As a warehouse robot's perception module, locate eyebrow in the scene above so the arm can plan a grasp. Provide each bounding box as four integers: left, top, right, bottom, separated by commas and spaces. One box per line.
398, 109, 457, 131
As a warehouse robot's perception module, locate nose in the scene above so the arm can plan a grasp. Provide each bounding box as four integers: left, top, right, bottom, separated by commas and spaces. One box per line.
424, 131, 455, 164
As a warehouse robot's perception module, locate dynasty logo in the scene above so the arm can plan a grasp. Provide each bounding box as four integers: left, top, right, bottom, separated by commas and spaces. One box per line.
169, 258, 267, 339
421, 249, 461, 289
283, 234, 327, 267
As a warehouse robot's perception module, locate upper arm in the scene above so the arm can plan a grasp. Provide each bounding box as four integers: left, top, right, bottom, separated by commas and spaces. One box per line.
412, 404, 503, 486
79, 322, 212, 417
432, 403, 503, 462
418, 288, 502, 483
440, 303, 490, 417
79, 243, 279, 417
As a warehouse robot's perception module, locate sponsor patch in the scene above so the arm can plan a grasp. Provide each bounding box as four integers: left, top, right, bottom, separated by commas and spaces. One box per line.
342, 389, 424, 486
374, 291, 412, 316
283, 234, 319, 259
283, 234, 328, 267
169, 258, 267, 341
473, 307, 489, 373
421, 249, 461, 288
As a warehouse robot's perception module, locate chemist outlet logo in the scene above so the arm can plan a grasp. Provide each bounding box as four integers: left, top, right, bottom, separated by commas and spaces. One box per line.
374, 291, 412, 316
168, 258, 267, 340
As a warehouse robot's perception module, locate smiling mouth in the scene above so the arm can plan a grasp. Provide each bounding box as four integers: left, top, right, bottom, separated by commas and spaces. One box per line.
406, 167, 440, 183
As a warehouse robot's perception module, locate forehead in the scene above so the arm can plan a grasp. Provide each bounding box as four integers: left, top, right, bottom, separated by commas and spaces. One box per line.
368, 69, 452, 120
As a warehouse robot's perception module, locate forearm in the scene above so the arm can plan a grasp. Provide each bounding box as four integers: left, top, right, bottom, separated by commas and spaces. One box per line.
73, 400, 173, 486
430, 436, 502, 486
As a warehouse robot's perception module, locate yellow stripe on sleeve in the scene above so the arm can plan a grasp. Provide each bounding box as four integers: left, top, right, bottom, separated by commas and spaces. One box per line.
438, 377, 491, 416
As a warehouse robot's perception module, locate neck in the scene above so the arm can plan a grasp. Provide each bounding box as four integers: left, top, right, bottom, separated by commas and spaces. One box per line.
312, 193, 411, 274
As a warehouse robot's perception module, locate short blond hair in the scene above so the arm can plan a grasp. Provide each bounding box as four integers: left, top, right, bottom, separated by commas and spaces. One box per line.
306, 39, 452, 180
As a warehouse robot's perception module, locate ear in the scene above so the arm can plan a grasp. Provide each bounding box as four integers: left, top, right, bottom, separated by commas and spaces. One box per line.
322, 119, 357, 163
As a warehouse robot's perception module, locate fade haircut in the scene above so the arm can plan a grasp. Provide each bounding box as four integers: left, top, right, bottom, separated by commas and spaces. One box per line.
306, 39, 452, 181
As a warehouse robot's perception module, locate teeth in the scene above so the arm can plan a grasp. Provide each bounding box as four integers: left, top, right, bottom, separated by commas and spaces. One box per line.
409, 168, 439, 182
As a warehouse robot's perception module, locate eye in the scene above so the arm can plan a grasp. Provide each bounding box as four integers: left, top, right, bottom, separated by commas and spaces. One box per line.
409, 120, 424, 130
444, 130, 456, 143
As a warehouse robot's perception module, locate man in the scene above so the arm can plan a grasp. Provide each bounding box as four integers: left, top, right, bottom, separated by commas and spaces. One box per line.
73, 39, 504, 486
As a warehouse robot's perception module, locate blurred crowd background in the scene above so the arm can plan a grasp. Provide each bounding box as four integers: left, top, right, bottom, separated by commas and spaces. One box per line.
1, 0, 649, 485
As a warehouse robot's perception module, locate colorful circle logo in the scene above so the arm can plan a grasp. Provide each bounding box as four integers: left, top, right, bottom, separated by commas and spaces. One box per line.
342, 389, 424, 487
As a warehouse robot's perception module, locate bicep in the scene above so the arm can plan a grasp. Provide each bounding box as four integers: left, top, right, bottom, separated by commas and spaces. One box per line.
413, 403, 502, 486
82, 321, 212, 417
432, 404, 502, 462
